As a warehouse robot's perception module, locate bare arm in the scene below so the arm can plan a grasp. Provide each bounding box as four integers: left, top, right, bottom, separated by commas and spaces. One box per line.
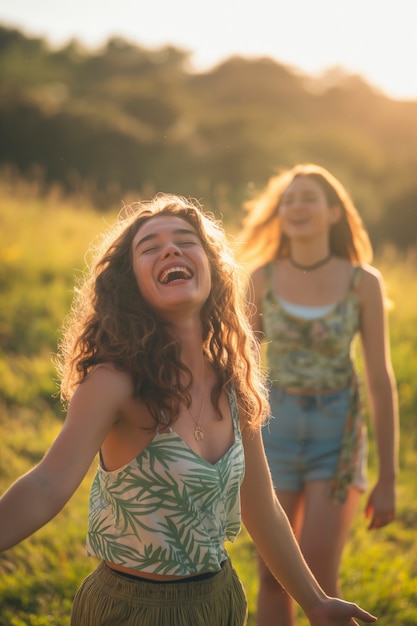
240, 426, 377, 624
358, 266, 399, 528
0, 366, 132, 552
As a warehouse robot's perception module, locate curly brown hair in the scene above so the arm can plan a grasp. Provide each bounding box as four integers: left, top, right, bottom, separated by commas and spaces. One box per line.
57, 194, 269, 429
239, 164, 373, 271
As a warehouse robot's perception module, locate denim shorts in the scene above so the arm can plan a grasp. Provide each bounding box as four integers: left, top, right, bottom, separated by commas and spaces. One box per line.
263, 386, 368, 493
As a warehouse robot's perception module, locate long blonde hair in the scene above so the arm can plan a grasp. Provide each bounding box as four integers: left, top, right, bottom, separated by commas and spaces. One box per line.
239, 164, 373, 271
57, 194, 269, 429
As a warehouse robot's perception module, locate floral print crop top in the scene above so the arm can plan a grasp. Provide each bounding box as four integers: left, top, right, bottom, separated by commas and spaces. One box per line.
262, 264, 362, 390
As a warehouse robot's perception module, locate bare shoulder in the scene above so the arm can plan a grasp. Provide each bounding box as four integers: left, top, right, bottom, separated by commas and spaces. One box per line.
356, 263, 387, 306
88, 362, 132, 390
71, 363, 134, 414
89, 362, 133, 388
357, 263, 384, 288
359, 262, 383, 281
44, 364, 137, 480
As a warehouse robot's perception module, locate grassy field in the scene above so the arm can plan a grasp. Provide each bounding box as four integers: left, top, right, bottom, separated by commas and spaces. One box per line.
0, 187, 416, 625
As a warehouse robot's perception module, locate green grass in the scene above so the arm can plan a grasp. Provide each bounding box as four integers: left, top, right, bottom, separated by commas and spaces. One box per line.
228, 451, 417, 626
0, 188, 416, 625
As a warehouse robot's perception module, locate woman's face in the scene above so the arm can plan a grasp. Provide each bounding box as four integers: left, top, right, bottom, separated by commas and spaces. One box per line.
279, 176, 340, 240
131, 215, 212, 319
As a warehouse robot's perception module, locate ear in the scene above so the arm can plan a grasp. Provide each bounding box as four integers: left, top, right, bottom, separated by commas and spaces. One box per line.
329, 204, 342, 225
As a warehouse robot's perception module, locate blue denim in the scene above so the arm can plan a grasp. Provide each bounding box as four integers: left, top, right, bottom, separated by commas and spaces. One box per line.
263, 386, 367, 492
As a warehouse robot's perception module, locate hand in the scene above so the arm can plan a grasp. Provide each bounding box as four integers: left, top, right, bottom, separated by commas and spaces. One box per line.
365, 480, 396, 530
306, 596, 377, 625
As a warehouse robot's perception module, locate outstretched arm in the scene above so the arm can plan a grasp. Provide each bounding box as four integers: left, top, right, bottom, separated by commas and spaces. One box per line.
240, 426, 377, 625
0, 366, 131, 552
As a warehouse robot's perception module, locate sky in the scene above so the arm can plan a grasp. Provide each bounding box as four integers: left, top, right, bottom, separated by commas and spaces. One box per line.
1, 0, 417, 101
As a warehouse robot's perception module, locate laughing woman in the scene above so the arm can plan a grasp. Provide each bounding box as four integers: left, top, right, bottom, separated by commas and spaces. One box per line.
0, 194, 376, 626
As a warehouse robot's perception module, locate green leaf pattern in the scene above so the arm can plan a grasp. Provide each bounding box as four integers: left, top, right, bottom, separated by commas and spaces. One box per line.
86, 387, 245, 575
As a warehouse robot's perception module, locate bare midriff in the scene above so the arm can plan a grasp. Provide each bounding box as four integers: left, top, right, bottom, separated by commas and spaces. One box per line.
105, 561, 211, 581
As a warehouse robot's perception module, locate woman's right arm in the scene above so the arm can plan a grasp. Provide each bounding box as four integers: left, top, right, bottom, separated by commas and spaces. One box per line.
0, 366, 132, 552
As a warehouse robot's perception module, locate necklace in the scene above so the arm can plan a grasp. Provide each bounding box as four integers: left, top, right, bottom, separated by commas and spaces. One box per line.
188, 385, 206, 441
289, 253, 332, 272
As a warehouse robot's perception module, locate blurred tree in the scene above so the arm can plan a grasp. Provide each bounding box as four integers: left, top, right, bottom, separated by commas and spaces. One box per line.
0, 25, 416, 248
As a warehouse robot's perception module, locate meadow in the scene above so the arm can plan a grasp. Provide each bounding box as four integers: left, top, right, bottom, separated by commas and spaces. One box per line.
0, 185, 416, 625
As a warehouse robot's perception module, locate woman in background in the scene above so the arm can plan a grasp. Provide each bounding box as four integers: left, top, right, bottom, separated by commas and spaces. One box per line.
239, 164, 398, 626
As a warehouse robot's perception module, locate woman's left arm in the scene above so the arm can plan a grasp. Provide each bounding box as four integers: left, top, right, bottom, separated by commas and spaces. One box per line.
240, 426, 377, 625
358, 265, 399, 529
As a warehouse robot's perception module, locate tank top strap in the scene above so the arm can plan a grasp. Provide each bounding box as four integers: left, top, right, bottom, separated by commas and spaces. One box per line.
349, 265, 362, 290
158, 409, 173, 434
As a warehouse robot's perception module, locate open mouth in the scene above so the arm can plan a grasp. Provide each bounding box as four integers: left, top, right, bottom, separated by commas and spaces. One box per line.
290, 215, 309, 224
158, 266, 193, 284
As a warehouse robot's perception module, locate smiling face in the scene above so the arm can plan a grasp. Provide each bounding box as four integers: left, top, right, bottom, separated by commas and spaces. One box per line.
279, 175, 341, 241
131, 215, 212, 319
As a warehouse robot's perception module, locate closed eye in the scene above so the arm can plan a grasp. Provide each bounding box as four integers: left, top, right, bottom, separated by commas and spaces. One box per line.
282, 192, 318, 206
142, 245, 159, 254
178, 240, 198, 247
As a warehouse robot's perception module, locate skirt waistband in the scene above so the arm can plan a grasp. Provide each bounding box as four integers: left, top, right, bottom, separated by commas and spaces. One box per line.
107, 561, 224, 585
97, 560, 232, 602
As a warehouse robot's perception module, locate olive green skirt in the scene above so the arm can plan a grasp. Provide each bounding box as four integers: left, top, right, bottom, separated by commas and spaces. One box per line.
70, 559, 248, 626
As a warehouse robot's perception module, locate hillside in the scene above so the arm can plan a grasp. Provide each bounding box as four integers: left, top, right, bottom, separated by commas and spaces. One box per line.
0, 25, 416, 247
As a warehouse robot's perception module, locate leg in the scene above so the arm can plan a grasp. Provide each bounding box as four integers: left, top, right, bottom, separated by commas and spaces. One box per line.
299, 480, 361, 597
256, 490, 304, 626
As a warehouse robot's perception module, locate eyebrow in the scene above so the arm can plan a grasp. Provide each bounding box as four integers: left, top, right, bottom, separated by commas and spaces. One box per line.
134, 227, 199, 250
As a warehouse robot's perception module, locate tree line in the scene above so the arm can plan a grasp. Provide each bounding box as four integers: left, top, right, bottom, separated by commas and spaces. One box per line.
0, 25, 416, 248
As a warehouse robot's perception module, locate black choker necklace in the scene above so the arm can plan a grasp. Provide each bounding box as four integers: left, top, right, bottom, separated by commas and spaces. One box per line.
289, 253, 332, 272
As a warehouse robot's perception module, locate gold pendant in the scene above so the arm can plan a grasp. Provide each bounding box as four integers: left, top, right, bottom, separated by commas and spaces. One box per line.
194, 425, 204, 441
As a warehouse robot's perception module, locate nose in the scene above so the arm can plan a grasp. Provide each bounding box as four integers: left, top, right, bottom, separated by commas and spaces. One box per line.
285, 198, 306, 214
162, 243, 181, 258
